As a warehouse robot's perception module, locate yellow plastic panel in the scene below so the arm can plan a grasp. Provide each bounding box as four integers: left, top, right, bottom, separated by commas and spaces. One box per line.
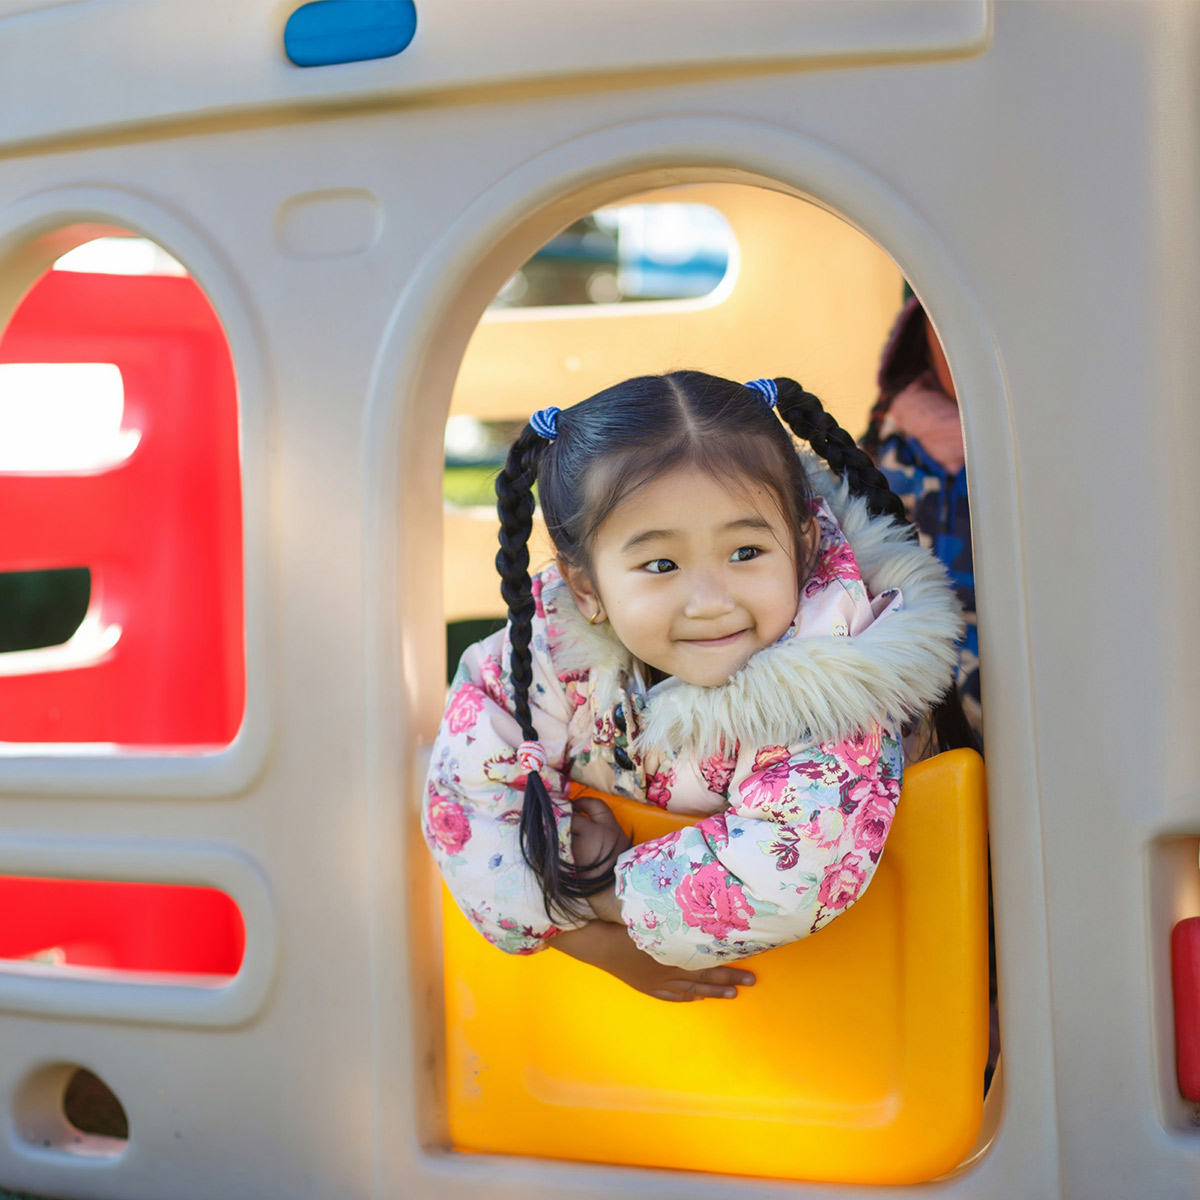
442, 749, 989, 1184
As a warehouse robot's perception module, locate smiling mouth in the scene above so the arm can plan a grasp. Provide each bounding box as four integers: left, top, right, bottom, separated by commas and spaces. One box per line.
680, 630, 748, 648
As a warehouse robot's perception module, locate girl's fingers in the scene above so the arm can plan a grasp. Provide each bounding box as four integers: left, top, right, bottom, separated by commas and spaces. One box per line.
693, 966, 756, 988
646, 970, 757, 1001
670, 980, 742, 999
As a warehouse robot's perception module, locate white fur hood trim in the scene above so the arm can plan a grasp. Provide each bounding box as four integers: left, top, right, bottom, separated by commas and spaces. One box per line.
545, 459, 964, 757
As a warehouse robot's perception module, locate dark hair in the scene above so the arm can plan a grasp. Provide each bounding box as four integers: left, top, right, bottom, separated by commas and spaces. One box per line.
861, 295, 931, 459
495, 371, 973, 920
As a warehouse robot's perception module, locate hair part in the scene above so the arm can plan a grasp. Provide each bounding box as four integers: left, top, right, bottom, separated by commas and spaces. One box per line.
544, 371, 819, 581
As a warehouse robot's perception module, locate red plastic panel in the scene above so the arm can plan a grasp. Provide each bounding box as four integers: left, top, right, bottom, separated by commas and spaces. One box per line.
0, 876, 244, 976
0, 268, 244, 745
1172, 916, 1200, 1100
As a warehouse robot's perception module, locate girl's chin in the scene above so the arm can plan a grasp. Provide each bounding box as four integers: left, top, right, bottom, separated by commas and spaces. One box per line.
671, 654, 756, 688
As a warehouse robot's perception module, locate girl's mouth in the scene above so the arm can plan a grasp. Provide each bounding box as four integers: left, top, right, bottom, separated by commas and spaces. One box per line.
680, 629, 748, 648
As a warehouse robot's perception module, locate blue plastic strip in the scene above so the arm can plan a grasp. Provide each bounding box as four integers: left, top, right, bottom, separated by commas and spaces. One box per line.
285, 0, 417, 68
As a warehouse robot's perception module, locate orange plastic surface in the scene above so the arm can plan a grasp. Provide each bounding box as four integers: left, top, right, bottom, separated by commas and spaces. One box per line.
442, 748, 989, 1184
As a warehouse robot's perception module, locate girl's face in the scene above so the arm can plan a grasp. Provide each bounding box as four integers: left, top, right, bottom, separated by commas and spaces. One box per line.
564, 467, 803, 687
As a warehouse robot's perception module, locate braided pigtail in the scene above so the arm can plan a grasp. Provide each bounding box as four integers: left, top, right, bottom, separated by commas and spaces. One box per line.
773, 378, 911, 527
859, 395, 893, 460
771, 378, 979, 755
495, 423, 618, 920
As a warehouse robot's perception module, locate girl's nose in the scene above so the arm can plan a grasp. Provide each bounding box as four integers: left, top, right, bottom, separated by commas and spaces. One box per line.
683, 572, 735, 619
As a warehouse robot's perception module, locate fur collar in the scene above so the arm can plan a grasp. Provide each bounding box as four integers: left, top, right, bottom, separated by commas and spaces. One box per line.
544, 459, 964, 758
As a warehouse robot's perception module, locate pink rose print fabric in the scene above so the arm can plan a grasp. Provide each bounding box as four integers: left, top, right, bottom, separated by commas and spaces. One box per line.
445, 684, 486, 736
425, 499, 912, 967
817, 853, 868, 911
422, 610, 581, 955
676, 862, 754, 939
803, 501, 868, 601
478, 654, 509, 709
646, 767, 675, 809
425, 791, 471, 855
615, 721, 902, 966
853, 786, 897, 858
699, 746, 738, 796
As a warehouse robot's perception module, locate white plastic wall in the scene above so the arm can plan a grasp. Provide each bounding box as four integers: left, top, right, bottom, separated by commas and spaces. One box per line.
0, 1, 1197, 1197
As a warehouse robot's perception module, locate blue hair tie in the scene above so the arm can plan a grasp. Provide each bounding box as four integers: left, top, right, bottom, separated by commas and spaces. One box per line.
530, 407, 560, 441
744, 378, 778, 408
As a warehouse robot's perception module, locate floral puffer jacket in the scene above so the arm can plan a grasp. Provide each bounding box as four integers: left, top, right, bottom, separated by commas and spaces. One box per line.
424, 465, 963, 969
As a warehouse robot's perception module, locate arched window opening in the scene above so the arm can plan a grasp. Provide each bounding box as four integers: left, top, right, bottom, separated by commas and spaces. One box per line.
0, 229, 244, 747
429, 180, 993, 1184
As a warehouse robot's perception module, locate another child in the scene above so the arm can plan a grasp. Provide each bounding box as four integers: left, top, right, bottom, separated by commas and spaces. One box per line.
425, 371, 967, 1003
862, 296, 981, 741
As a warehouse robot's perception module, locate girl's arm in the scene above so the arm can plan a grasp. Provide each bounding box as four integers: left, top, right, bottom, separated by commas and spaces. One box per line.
424, 623, 583, 955
550, 921, 755, 1002
612, 721, 904, 968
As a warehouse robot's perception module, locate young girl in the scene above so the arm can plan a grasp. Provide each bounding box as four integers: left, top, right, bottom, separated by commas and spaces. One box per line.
425, 371, 968, 1003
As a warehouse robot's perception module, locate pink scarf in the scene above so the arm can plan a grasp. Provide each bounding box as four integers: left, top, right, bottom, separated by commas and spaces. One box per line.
884, 371, 965, 474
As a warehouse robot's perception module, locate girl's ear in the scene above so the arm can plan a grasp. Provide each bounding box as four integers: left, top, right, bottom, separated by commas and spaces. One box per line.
804, 514, 820, 559
558, 558, 603, 620
794, 516, 820, 591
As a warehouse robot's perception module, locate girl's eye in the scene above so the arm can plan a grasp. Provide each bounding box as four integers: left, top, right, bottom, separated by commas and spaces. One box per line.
730, 546, 760, 563
643, 558, 677, 574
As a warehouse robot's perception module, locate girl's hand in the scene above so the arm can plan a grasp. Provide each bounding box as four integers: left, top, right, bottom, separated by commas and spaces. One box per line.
570, 792, 632, 886
551, 921, 756, 1003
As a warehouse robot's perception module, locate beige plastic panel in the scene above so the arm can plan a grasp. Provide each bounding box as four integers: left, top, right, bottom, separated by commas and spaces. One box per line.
0, 1, 1195, 1199
0, 1, 989, 151
444, 182, 902, 623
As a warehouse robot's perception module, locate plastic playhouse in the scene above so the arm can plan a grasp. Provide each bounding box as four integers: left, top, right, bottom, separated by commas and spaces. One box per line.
0, 2, 1197, 1199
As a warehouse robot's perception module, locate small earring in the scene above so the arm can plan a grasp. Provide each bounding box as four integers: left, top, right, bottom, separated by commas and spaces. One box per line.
588, 604, 606, 626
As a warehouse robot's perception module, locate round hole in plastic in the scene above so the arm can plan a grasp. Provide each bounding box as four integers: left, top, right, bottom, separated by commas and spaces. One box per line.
13, 1062, 128, 1158
62, 1067, 128, 1140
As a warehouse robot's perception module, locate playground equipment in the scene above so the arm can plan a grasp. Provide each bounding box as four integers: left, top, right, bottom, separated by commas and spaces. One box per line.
0, 1, 1198, 1197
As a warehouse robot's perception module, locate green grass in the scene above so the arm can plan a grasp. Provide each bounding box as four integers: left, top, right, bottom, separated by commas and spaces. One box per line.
443, 464, 500, 508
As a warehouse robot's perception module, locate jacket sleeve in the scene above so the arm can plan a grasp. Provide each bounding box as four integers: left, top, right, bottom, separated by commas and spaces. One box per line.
612, 722, 904, 968
423, 616, 585, 955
